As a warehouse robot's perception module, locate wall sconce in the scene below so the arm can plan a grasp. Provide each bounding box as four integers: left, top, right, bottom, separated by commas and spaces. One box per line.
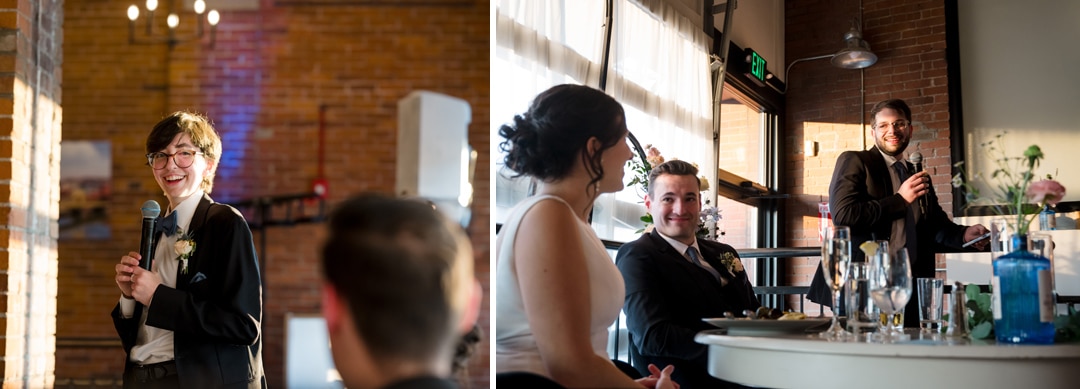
127, 0, 220, 48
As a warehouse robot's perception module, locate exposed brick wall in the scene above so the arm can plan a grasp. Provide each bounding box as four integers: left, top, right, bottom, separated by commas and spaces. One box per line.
0, 0, 63, 387
58, 0, 489, 387
784, 0, 951, 313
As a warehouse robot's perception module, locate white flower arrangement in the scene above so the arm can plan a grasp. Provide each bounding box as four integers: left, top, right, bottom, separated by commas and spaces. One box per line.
174, 229, 196, 275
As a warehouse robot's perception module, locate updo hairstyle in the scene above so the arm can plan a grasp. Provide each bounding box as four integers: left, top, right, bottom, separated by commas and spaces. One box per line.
498, 84, 627, 189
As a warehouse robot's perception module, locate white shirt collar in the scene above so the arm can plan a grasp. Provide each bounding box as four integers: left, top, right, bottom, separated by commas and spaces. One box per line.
167, 191, 204, 235
879, 148, 903, 166
656, 230, 699, 259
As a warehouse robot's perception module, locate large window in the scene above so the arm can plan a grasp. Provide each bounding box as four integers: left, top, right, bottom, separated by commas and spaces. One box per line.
494, 0, 787, 362
492, 0, 606, 224
494, 0, 713, 244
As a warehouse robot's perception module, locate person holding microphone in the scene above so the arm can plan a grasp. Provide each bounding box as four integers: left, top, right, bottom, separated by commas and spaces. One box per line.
808, 98, 989, 328
112, 111, 265, 388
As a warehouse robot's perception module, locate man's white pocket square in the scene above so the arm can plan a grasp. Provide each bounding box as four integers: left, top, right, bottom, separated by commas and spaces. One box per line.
190, 272, 207, 284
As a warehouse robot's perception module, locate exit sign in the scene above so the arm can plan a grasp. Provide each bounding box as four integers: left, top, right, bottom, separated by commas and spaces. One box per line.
749, 50, 767, 83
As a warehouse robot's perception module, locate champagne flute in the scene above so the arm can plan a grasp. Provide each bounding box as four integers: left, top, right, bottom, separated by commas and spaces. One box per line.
818, 226, 851, 340
869, 246, 912, 341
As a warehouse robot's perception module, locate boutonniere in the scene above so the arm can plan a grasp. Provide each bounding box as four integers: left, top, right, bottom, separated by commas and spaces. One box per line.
174, 229, 196, 275
719, 251, 743, 274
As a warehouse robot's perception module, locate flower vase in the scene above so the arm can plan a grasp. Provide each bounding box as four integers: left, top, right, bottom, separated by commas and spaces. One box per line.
992, 233, 1055, 344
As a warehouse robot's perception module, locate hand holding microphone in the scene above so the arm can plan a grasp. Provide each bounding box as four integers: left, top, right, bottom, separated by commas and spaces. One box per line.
909, 151, 928, 215
130, 200, 161, 306
140, 200, 160, 271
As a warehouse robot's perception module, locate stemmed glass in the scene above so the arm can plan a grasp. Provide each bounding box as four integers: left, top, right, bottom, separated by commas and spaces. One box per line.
869, 246, 912, 341
818, 226, 851, 340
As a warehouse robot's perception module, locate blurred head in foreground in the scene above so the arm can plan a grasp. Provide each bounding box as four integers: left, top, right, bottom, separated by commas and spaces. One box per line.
321, 193, 481, 388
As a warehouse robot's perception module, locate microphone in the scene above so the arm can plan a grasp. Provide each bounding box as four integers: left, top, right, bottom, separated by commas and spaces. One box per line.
909, 151, 927, 215
140, 200, 161, 272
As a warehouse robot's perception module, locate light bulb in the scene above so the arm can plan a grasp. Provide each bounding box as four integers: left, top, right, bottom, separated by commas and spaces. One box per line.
167, 14, 179, 29
127, 5, 139, 21
194, 0, 206, 14
207, 10, 220, 26
145, 0, 157, 12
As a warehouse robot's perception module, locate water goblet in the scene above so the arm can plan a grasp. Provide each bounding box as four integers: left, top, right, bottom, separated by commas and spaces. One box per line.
869, 246, 912, 341
818, 225, 852, 340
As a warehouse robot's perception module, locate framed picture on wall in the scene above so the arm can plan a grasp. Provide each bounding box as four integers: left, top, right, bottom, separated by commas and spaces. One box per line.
59, 140, 111, 240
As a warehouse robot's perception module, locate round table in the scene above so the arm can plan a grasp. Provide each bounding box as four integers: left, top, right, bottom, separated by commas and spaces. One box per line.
695, 329, 1080, 389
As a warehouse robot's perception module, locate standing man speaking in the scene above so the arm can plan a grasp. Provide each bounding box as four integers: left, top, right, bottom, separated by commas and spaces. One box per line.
809, 98, 989, 328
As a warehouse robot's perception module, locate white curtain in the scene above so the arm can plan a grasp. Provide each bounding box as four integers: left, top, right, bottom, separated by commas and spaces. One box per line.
492, 0, 606, 224
492, 0, 714, 242
593, 0, 714, 243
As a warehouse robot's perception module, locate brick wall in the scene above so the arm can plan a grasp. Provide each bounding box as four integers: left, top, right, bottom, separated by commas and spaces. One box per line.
784, 0, 952, 313
58, 0, 489, 387
0, 0, 63, 387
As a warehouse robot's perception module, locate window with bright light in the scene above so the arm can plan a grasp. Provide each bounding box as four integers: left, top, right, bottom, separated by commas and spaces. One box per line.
494, 0, 713, 242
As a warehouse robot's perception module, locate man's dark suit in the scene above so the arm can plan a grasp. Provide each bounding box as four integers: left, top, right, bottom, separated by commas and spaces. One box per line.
112, 194, 266, 388
617, 230, 760, 389
809, 146, 971, 327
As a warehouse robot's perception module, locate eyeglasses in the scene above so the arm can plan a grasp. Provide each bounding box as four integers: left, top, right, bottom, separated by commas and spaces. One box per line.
146, 150, 204, 169
873, 120, 910, 131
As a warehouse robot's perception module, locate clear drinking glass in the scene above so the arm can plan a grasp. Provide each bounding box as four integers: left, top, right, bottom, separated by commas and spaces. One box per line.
819, 225, 852, 340
917, 278, 944, 333
845, 262, 878, 340
869, 247, 912, 341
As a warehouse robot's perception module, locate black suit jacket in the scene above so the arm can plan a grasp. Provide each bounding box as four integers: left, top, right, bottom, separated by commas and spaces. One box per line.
616, 230, 760, 389
809, 146, 971, 327
112, 194, 266, 388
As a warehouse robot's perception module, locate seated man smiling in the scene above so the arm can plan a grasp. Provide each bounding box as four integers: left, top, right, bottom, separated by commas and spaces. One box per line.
617, 160, 760, 389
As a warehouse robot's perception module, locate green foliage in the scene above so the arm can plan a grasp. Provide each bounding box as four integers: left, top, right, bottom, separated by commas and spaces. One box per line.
626, 155, 653, 195
636, 214, 653, 234
951, 132, 1048, 235
1054, 305, 1080, 343
965, 283, 995, 339
942, 283, 1080, 342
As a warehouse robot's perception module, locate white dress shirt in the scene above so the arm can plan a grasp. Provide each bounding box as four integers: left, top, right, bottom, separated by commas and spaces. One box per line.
656, 231, 728, 287
119, 191, 203, 364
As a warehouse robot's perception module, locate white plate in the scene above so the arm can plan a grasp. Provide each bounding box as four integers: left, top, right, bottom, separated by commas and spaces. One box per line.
702, 317, 830, 336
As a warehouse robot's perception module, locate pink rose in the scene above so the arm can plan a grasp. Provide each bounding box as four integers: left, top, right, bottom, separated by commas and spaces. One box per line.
1026, 179, 1067, 205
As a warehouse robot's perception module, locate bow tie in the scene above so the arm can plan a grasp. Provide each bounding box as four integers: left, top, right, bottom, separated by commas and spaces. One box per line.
155, 211, 179, 237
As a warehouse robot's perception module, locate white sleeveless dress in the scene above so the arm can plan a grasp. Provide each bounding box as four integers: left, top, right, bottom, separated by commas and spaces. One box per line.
495, 195, 625, 377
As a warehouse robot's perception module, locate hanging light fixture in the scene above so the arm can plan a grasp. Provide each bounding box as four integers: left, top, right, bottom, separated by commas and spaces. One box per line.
127, 0, 220, 48
778, 17, 878, 94
831, 23, 877, 69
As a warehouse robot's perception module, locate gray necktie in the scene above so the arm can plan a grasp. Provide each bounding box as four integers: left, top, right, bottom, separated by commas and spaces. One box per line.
687, 246, 723, 282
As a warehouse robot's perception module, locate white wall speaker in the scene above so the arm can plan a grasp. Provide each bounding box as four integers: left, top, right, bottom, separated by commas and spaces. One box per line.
396, 91, 473, 225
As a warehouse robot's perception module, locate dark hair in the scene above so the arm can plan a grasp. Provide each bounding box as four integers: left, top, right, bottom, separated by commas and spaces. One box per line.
322, 193, 473, 366
146, 111, 223, 193
869, 98, 912, 127
498, 84, 627, 191
647, 160, 700, 196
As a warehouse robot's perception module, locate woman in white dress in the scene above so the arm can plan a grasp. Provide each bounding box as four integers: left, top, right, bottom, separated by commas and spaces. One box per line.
495, 84, 677, 389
